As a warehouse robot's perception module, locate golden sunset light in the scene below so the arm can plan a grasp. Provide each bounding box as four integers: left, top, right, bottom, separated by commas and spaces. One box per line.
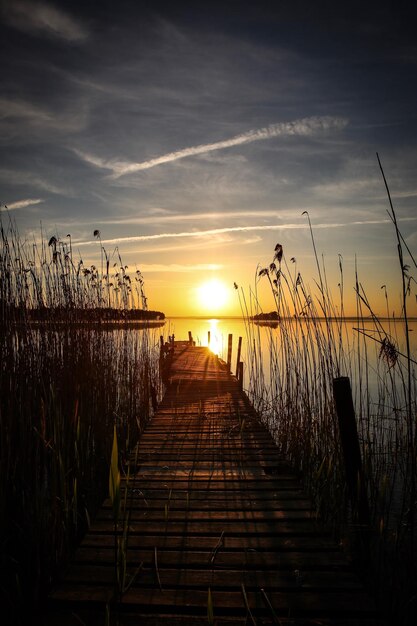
1, 2, 417, 624
197, 278, 230, 313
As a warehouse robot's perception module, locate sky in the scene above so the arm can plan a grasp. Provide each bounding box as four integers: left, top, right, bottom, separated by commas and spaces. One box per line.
1, 0, 416, 317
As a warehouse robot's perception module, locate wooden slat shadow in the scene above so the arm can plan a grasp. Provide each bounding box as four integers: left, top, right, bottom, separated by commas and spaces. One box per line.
45, 342, 383, 626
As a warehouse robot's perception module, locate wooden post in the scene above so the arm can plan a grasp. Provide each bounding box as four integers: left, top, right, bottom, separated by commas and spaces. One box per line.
208, 330, 211, 347
159, 336, 164, 381
235, 336, 242, 377
226, 334, 233, 371
238, 361, 244, 390
333, 377, 370, 527
188, 331, 193, 344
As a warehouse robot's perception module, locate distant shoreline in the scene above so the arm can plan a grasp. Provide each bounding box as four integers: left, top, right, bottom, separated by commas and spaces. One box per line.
166, 315, 417, 322
2, 306, 165, 324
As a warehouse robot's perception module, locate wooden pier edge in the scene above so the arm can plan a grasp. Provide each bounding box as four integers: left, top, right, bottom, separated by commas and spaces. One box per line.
44, 341, 384, 626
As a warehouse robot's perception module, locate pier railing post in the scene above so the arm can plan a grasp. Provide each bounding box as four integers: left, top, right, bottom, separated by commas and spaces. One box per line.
159, 335, 173, 384
238, 361, 244, 390
227, 334, 233, 371
235, 336, 242, 377
333, 376, 370, 528
208, 331, 211, 347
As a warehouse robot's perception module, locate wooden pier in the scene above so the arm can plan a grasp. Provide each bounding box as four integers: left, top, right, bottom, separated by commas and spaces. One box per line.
46, 340, 381, 625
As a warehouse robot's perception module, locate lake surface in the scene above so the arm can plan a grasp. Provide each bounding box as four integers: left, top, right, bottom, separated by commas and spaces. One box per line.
164, 316, 250, 368
163, 316, 417, 424
165, 314, 417, 371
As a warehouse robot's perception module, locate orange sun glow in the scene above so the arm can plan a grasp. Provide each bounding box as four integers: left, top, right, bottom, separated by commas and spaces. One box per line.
197, 278, 230, 312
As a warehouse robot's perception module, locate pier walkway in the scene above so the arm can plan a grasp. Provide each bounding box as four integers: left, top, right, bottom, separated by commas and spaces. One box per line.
47, 341, 381, 625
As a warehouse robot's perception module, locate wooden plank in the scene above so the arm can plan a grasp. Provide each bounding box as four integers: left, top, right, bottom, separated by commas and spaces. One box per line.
95, 509, 314, 522
50, 586, 376, 616
110, 476, 302, 487
100, 499, 313, 511
71, 548, 352, 569
61, 565, 363, 589
88, 519, 320, 535
80, 534, 338, 550
44, 612, 384, 626
118, 587, 376, 615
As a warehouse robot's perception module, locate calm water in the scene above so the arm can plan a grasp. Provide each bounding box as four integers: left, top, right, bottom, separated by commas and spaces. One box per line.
164, 317, 249, 367
163, 316, 417, 417
164, 315, 417, 364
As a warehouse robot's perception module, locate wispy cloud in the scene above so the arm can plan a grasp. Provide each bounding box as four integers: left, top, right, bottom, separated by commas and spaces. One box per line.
114, 234, 255, 257
2, 0, 88, 41
77, 224, 302, 246
5, 198, 44, 210
67, 210, 288, 227
137, 263, 223, 273
312, 178, 384, 200
0, 169, 71, 195
0, 97, 88, 132
0, 97, 52, 123
78, 215, 416, 247
389, 189, 417, 199
75, 115, 348, 178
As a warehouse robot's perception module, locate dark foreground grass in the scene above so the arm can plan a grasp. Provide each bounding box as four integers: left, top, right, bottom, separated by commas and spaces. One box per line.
0, 215, 162, 624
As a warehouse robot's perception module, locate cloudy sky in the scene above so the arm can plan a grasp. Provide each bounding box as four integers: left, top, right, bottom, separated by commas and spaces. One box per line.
1, 0, 416, 316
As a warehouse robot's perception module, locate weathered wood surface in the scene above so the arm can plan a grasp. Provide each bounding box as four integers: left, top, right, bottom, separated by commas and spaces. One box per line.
45, 342, 382, 625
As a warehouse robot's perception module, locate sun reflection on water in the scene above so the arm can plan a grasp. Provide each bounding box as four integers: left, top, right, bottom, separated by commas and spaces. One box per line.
207, 318, 223, 356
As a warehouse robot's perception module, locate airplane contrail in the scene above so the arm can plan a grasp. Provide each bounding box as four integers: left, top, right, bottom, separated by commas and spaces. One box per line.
77, 216, 416, 247
76, 115, 348, 178
4, 198, 44, 210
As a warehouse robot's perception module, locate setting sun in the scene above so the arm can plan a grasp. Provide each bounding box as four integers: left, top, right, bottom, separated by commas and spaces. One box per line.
197, 278, 230, 313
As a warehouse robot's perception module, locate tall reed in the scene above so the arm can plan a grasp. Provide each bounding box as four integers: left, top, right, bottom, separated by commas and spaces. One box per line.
242, 195, 416, 623
0, 212, 163, 624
